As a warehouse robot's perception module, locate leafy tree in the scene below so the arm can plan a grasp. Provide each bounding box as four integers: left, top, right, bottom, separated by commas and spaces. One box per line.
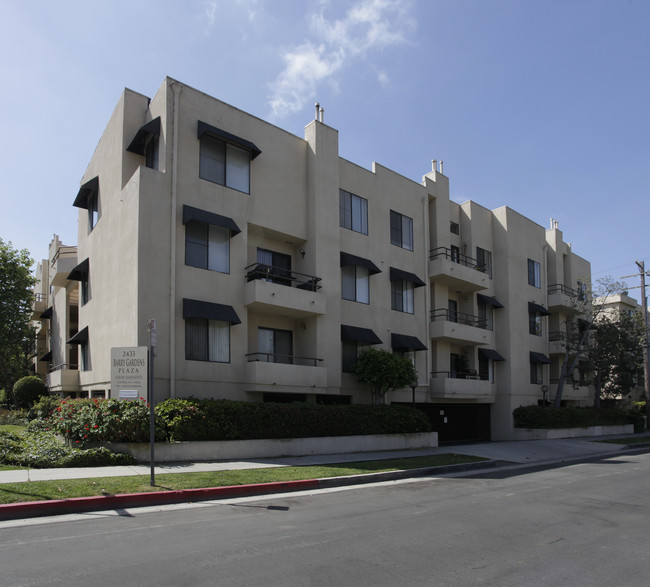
553, 277, 625, 407
353, 349, 417, 405
0, 239, 36, 402
590, 310, 645, 407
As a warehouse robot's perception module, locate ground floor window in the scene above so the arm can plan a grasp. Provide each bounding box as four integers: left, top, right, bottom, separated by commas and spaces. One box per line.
185, 317, 230, 362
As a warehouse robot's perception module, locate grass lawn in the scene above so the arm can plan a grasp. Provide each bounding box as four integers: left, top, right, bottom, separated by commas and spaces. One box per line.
594, 435, 650, 446
0, 453, 486, 504
0, 425, 26, 435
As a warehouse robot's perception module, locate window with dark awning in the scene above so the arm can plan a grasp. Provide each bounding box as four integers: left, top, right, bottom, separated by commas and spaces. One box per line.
389, 267, 426, 287
340, 325, 382, 344
183, 298, 241, 325
198, 120, 261, 159
67, 327, 89, 345
67, 258, 89, 281
340, 252, 381, 274
477, 293, 504, 308
479, 348, 505, 361
40, 306, 53, 319
73, 177, 99, 209
391, 333, 427, 351
126, 117, 161, 155
528, 302, 551, 316
182, 205, 241, 236
39, 351, 52, 362
530, 351, 550, 364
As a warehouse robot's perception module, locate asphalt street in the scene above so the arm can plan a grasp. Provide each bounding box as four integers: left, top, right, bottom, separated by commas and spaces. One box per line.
1, 450, 649, 586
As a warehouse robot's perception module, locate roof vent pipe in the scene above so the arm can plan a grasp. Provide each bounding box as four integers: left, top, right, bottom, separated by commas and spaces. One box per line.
432, 159, 437, 172
315, 102, 320, 121
439, 160, 444, 174
319, 107, 324, 123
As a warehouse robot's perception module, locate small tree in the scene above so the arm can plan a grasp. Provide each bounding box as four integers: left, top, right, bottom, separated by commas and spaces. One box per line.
353, 349, 417, 405
13, 375, 47, 408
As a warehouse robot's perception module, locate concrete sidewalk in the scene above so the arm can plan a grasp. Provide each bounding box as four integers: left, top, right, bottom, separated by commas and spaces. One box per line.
1, 435, 648, 521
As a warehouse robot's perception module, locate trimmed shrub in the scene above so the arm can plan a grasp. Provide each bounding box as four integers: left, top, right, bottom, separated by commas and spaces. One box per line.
513, 405, 642, 432
0, 408, 28, 426
13, 376, 47, 408
28, 394, 61, 421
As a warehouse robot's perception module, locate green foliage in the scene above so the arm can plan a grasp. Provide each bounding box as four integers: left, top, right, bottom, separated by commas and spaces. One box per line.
0, 408, 28, 426
513, 405, 643, 432
28, 394, 61, 421
353, 349, 417, 404
49, 398, 165, 445
13, 376, 47, 408
0, 239, 37, 396
0, 428, 135, 468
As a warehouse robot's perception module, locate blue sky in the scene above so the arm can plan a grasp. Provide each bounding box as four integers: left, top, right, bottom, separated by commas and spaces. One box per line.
1, 0, 648, 298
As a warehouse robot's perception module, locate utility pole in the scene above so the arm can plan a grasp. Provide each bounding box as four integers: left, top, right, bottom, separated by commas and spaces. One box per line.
624, 262, 650, 429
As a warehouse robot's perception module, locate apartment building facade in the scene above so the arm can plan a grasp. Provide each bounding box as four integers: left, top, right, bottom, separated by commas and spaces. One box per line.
32, 78, 593, 440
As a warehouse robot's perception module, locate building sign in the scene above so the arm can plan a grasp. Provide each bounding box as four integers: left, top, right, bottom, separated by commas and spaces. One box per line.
111, 347, 148, 400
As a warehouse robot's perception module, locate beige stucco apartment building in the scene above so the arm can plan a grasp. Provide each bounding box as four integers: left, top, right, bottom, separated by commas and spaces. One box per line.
31, 78, 593, 441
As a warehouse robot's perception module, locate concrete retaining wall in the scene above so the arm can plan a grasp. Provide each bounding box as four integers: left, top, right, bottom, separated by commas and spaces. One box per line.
104, 432, 439, 463
511, 424, 634, 441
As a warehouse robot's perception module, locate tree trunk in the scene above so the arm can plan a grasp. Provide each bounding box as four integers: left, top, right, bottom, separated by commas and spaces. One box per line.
554, 320, 593, 407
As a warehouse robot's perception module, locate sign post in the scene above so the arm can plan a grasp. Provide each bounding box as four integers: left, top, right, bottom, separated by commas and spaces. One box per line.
148, 320, 156, 486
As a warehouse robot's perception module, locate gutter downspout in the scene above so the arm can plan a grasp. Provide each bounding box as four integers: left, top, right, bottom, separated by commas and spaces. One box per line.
170, 81, 182, 398
422, 195, 430, 392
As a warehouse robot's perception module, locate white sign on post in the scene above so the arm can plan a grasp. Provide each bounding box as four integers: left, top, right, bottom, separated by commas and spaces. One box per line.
111, 347, 148, 400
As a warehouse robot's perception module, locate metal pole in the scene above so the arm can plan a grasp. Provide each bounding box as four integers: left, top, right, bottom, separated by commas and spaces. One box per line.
635, 262, 650, 430
149, 319, 157, 486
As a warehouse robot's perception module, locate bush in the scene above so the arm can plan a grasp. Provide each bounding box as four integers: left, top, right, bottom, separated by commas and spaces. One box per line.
513, 405, 642, 431
28, 394, 61, 421
0, 428, 136, 468
0, 388, 10, 408
13, 376, 47, 408
0, 408, 28, 426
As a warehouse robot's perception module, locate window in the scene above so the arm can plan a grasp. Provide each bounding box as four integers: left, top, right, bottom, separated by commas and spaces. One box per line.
339, 189, 368, 234
88, 192, 98, 231
477, 298, 492, 330
391, 279, 414, 313
342, 340, 370, 373
200, 134, 250, 193
450, 221, 460, 235
342, 264, 369, 303
577, 281, 587, 301
476, 247, 492, 278
528, 259, 541, 288
448, 299, 458, 323
529, 310, 543, 336
390, 210, 413, 251
451, 245, 460, 263
80, 342, 90, 371
80, 274, 90, 306
185, 221, 230, 273
185, 318, 230, 362
258, 327, 293, 364
145, 135, 159, 170
254, 249, 292, 285
530, 361, 543, 384
478, 355, 491, 382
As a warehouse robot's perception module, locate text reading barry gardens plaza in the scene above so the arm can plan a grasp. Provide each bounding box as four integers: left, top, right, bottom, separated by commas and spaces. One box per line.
110, 347, 148, 400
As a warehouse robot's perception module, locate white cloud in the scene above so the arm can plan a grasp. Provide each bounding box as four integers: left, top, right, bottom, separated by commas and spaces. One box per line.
204, 1, 216, 28
268, 0, 415, 119
377, 70, 389, 87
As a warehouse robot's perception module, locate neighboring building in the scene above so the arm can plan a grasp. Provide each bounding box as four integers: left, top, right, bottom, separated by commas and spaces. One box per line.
31, 78, 594, 441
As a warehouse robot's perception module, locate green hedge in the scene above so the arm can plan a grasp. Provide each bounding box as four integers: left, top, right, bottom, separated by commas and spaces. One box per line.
513, 405, 645, 433
44, 397, 431, 444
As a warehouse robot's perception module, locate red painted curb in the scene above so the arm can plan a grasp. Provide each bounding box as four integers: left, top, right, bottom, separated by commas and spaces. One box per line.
0, 479, 321, 521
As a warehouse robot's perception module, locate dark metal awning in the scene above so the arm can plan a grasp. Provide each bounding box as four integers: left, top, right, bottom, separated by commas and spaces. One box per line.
340, 325, 382, 344
126, 117, 161, 155
477, 293, 504, 309
391, 333, 427, 351
182, 205, 241, 236
73, 176, 99, 209
340, 252, 381, 275
67, 258, 89, 281
530, 351, 551, 364
479, 348, 505, 361
39, 351, 52, 362
389, 267, 426, 287
67, 327, 89, 345
528, 302, 551, 316
40, 306, 53, 319
198, 120, 262, 159
183, 298, 241, 325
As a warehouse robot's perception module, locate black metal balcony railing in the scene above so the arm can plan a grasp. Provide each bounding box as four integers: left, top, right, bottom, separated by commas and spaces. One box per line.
33, 293, 46, 303
547, 284, 579, 298
429, 247, 491, 277
245, 352, 323, 367
431, 370, 489, 381
51, 245, 77, 268
48, 363, 79, 373
430, 308, 491, 330
548, 331, 567, 342
245, 264, 322, 291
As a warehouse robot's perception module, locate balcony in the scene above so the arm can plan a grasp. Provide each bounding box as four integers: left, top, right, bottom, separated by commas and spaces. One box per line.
547, 284, 578, 311
31, 292, 47, 319
47, 364, 80, 392
550, 379, 591, 401
428, 247, 490, 293
548, 331, 567, 355
245, 352, 326, 392
430, 308, 494, 346
244, 264, 325, 318
50, 246, 77, 287
429, 371, 496, 400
